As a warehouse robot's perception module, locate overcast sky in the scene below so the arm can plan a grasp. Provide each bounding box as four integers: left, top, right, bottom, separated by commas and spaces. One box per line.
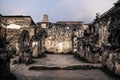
0, 0, 118, 23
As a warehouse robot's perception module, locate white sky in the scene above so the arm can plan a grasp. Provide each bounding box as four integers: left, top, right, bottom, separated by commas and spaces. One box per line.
0, 0, 118, 23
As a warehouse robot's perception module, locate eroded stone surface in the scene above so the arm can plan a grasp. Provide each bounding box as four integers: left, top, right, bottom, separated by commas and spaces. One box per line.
11, 54, 118, 80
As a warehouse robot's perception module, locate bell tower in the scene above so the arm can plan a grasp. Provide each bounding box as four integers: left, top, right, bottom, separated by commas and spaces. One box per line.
41, 14, 49, 29
41, 14, 49, 22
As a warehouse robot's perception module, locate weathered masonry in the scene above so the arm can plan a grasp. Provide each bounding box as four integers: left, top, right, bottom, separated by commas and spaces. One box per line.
0, 14, 10, 79
0, 15, 36, 65
44, 23, 72, 53
0, 0, 120, 78
2, 15, 36, 48
75, 0, 120, 76
37, 14, 88, 53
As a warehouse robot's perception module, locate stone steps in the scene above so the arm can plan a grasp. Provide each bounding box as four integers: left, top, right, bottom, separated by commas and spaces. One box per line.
29, 64, 102, 70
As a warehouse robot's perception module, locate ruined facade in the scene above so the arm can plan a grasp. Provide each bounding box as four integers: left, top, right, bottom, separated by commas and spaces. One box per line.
45, 23, 72, 53
3, 16, 35, 48
75, 0, 120, 76
0, 15, 36, 64
0, 15, 7, 39
57, 21, 88, 53
34, 14, 50, 56
0, 14, 10, 79
36, 15, 87, 53
0, 0, 120, 77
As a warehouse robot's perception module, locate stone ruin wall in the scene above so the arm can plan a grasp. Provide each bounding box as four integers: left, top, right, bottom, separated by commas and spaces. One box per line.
3, 16, 34, 48
45, 24, 72, 53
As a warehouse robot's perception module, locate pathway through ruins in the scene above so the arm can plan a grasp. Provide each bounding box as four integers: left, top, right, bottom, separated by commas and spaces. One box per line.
11, 54, 119, 80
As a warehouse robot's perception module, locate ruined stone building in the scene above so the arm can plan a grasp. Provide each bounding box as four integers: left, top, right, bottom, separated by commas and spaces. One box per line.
0, 14, 88, 55
44, 23, 72, 53
33, 14, 50, 56
0, 14, 10, 79
36, 14, 88, 53
75, 0, 120, 76
0, 0, 120, 77
0, 15, 36, 66
0, 14, 7, 48
57, 21, 88, 53
0, 14, 7, 38
1, 15, 36, 49
89, 0, 120, 51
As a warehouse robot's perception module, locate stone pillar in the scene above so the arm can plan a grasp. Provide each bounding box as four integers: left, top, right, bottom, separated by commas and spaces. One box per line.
32, 42, 39, 57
